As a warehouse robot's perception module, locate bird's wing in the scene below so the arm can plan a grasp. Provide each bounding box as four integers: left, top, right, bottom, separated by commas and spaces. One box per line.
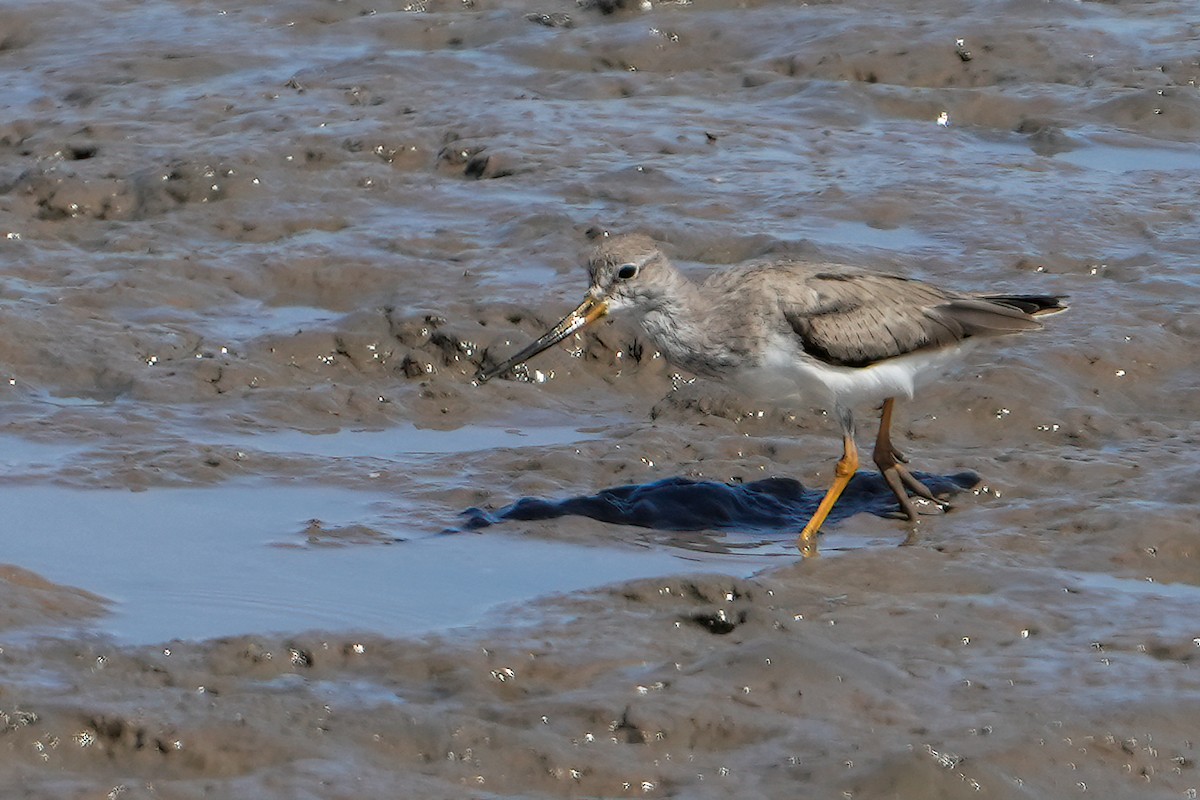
779, 272, 1044, 368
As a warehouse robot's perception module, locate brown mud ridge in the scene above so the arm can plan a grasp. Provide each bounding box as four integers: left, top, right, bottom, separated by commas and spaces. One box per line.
2, 0, 1200, 796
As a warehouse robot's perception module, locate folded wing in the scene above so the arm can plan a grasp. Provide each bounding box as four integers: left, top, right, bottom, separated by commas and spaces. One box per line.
782, 273, 1066, 368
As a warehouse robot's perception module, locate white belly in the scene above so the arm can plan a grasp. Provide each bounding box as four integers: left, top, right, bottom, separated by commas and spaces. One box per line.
739, 335, 979, 410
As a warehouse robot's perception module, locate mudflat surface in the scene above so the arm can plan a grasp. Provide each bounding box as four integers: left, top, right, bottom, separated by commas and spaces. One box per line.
1, 0, 1199, 796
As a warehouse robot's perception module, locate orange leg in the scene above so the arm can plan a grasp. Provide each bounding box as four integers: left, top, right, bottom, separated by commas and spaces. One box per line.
797, 433, 859, 558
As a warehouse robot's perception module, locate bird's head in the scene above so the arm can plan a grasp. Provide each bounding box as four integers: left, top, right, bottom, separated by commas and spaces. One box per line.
476, 233, 671, 382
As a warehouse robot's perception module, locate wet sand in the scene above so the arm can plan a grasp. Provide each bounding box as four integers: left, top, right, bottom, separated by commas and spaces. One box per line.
2, 0, 1200, 796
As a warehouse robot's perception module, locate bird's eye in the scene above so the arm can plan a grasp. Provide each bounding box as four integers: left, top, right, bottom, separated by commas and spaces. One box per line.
616, 263, 638, 280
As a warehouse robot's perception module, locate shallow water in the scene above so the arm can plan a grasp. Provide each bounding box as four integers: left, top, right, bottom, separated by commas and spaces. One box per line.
235, 421, 602, 457
2, 0, 1200, 796
2, 483, 779, 644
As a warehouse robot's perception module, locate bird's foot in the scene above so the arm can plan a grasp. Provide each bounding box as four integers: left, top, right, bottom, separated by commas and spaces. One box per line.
894, 463, 940, 503
880, 463, 952, 521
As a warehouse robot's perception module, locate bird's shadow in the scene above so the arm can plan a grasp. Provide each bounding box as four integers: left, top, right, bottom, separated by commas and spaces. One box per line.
461, 471, 980, 539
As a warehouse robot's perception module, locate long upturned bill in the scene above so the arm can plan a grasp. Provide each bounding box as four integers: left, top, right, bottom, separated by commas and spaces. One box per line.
476, 296, 609, 382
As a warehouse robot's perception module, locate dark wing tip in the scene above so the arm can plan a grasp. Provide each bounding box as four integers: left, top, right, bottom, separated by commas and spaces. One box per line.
980, 294, 1069, 316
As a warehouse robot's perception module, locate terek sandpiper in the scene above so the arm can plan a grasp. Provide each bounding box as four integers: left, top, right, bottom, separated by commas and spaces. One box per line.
478, 234, 1066, 557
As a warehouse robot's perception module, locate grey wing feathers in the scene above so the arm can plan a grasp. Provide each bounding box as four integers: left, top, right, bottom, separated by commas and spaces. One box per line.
782, 273, 1063, 368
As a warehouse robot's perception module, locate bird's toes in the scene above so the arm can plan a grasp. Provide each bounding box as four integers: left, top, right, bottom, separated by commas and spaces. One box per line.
912, 496, 950, 515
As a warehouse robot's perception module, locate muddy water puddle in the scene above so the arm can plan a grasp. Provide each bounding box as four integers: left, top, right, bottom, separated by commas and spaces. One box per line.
2, 422, 793, 644
2, 482, 781, 644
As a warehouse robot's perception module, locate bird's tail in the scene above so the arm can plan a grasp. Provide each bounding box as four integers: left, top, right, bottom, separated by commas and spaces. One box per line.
980, 295, 1069, 316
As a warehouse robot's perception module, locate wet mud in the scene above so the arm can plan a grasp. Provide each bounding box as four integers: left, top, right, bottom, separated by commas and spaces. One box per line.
2, 0, 1200, 796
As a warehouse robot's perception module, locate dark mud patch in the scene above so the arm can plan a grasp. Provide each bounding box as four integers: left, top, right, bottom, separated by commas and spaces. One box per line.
463, 471, 980, 536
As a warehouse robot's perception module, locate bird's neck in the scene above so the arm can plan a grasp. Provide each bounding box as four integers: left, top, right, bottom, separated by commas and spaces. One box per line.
637, 275, 743, 377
